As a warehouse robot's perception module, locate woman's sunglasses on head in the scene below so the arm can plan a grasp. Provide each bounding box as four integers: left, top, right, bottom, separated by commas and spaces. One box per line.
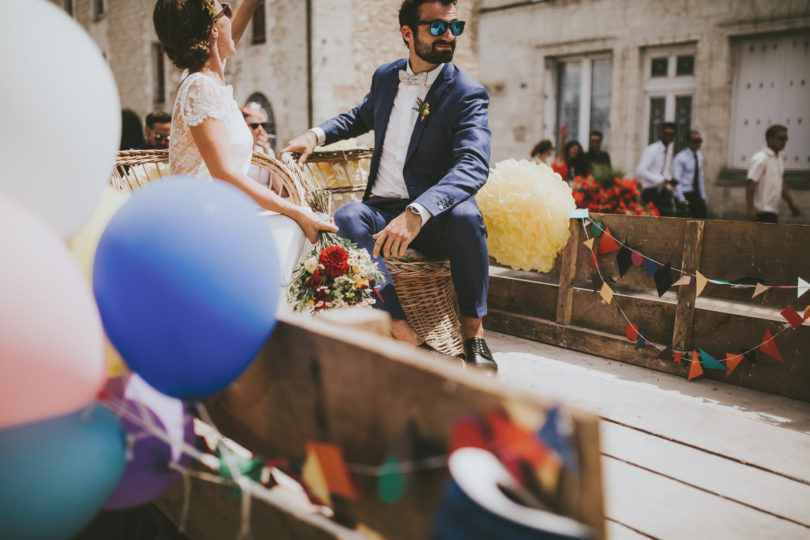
214, 2, 231, 20
418, 19, 465, 37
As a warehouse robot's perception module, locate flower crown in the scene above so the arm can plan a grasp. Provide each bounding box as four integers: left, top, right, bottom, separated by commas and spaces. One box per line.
201, 0, 217, 18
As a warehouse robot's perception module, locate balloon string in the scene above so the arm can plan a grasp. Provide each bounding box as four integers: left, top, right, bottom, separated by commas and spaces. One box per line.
178, 467, 192, 534
196, 403, 254, 540
100, 396, 218, 469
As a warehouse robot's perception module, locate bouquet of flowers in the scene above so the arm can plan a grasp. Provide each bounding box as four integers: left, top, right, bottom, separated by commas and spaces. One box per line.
283, 161, 384, 313
572, 175, 659, 216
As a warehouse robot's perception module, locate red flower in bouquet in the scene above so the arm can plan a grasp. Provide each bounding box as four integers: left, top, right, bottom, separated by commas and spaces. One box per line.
319, 245, 350, 277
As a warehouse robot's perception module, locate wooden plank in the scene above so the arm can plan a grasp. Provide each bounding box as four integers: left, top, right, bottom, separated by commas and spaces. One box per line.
488, 272, 558, 321
204, 315, 605, 540
671, 220, 704, 351
556, 218, 581, 325
601, 422, 810, 527
487, 275, 810, 402
485, 330, 810, 485
700, 219, 810, 308
602, 457, 810, 539
155, 473, 369, 540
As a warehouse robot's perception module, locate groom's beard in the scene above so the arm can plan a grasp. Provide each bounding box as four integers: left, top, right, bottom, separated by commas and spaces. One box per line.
414, 37, 455, 64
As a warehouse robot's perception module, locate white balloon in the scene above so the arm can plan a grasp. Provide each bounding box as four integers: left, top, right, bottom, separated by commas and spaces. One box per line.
0, 0, 120, 238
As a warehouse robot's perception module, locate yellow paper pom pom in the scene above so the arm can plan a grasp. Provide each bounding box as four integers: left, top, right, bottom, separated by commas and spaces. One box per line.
477, 159, 575, 272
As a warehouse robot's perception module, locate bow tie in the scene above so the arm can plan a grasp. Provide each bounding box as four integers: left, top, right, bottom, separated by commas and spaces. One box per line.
399, 70, 428, 86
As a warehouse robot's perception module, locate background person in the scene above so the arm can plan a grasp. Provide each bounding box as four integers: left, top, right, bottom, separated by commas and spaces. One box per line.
585, 130, 611, 169
636, 122, 676, 216
530, 139, 554, 165
746, 124, 801, 223
141, 110, 172, 150
672, 129, 707, 219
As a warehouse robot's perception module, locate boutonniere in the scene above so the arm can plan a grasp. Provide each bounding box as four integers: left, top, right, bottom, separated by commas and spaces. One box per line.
413, 98, 430, 122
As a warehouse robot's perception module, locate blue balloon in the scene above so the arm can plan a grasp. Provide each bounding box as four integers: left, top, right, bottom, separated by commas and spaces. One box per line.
93, 177, 280, 398
0, 404, 127, 540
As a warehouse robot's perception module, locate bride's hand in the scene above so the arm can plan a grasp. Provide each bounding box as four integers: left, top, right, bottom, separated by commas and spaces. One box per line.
296, 211, 338, 243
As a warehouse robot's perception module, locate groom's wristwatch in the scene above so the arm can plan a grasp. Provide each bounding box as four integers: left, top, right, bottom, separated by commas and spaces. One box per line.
406, 205, 421, 217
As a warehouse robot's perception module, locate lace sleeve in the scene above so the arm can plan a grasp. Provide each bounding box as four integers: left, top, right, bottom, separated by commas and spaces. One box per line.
181, 75, 227, 127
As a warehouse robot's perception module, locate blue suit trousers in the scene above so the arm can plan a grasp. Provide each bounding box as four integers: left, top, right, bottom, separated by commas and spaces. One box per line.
334, 198, 489, 320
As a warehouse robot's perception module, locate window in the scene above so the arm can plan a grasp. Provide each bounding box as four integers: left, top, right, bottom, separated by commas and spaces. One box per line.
251, 2, 266, 44
63, 0, 73, 16
152, 43, 166, 110
94, 0, 105, 19
551, 55, 612, 146
642, 45, 696, 152
729, 34, 809, 170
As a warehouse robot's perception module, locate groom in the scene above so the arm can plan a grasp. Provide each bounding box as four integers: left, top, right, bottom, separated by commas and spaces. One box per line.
283, 0, 496, 372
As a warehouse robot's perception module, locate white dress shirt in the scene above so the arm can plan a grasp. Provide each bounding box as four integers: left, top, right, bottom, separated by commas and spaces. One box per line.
747, 146, 784, 214
672, 148, 705, 200
636, 140, 673, 191
311, 62, 444, 225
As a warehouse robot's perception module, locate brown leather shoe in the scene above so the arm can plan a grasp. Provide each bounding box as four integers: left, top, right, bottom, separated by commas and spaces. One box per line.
462, 337, 498, 373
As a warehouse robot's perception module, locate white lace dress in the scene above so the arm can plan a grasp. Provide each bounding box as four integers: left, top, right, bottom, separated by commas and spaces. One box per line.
169, 72, 307, 284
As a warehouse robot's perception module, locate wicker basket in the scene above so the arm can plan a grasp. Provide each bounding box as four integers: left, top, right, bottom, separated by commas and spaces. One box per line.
293, 149, 372, 211
384, 259, 463, 357
110, 149, 305, 206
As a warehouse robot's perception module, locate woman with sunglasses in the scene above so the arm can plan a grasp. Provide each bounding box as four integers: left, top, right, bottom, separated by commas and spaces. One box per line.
152, 0, 336, 256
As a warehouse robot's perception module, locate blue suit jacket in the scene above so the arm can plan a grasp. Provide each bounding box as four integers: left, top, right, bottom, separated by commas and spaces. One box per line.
318, 59, 491, 218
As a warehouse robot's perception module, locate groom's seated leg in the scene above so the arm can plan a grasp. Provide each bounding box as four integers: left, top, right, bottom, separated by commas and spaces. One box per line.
334, 200, 408, 322
411, 198, 489, 321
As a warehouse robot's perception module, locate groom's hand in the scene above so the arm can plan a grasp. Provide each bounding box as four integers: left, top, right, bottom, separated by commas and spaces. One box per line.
373, 211, 422, 259
281, 131, 318, 166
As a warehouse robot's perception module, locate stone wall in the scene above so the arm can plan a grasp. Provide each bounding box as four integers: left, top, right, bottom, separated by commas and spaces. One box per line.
478, 0, 810, 221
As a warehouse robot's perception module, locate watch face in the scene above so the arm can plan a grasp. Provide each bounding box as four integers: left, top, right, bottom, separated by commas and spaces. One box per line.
408, 206, 420, 214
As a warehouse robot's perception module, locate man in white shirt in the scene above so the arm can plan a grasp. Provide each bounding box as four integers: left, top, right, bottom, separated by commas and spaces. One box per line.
636, 122, 677, 216
672, 130, 708, 219
283, 0, 496, 372
746, 125, 801, 223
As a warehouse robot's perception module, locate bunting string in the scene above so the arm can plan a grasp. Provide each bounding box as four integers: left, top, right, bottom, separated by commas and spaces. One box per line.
578, 218, 801, 375
586, 218, 805, 290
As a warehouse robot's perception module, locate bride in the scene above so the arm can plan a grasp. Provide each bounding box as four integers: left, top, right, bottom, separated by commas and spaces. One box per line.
153, 0, 336, 279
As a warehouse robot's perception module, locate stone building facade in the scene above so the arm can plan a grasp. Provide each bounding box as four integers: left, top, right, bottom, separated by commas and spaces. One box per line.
51, 0, 480, 152
478, 0, 810, 221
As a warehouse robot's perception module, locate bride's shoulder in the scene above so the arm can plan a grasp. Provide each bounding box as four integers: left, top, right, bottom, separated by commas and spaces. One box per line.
178, 73, 228, 126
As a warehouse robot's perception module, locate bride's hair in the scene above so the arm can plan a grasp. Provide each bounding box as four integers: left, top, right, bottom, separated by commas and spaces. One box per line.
153, 0, 214, 72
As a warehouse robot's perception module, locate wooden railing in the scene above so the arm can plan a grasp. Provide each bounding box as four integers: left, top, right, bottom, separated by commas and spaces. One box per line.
486, 214, 810, 402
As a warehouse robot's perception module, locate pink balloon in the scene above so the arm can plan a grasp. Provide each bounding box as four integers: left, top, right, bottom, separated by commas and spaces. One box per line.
0, 195, 105, 428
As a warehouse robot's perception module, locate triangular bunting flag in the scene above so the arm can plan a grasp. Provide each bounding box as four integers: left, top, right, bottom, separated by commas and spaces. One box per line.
450, 416, 487, 453
708, 278, 729, 285
635, 336, 646, 350
781, 306, 804, 329
625, 323, 639, 341
674, 352, 682, 363
590, 220, 605, 238
538, 407, 578, 471
805, 305, 810, 322
696, 271, 708, 297
488, 412, 549, 466
302, 446, 332, 506
798, 277, 809, 298
305, 441, 359, 499
617, 246, 633, 276
643, 258, 659, 277
378, 457, 406, 504
699, 349, 727, 370
752, 283, 770, 299
583, 238, 595, 250
599, 282, 614, 305
656, 347, 674, 361
759, 329, 783, 362
654, 263, 674, 297
673, 275, 692, 287
599, 228, 620, 255
687, 351, 703, 380
725, 353, 744, 376
631, 250, 644, 267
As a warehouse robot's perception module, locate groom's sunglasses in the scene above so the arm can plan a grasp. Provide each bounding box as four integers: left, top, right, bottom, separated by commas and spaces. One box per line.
417, 19, 465, 37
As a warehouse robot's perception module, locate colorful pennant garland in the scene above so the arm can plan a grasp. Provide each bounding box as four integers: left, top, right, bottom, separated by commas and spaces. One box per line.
578, 218, 806, 382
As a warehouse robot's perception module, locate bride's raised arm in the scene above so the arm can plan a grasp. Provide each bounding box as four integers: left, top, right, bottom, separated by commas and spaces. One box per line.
230, 0, 261, 46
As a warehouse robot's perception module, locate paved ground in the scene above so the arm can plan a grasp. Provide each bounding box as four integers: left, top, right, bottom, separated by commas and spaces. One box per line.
486, 331, 810, 539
